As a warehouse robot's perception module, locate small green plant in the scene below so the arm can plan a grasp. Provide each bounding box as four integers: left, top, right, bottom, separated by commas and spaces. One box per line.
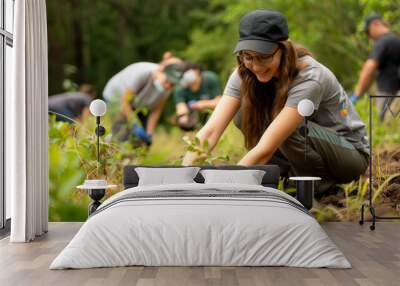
311, 178, 369, 222
181, 135, 230, 165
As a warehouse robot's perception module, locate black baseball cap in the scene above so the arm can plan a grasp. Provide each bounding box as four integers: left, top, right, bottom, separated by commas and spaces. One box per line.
364, 13, 382, 34
234, 9, 289, 55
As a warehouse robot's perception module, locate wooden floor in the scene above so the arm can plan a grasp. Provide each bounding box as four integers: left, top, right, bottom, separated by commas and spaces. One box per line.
0, 222, 399, 286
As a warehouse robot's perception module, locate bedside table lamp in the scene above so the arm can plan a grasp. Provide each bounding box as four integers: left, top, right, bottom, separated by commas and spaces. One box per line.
289, 99, 321, 210
89, 99, 107, 165
297, 99, 314, 162
79, 99, 109, 216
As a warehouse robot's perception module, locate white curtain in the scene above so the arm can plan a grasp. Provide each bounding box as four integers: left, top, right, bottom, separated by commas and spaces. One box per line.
9, 0, 48, 242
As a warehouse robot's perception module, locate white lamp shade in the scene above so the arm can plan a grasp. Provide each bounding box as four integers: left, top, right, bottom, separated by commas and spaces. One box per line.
89, 99, 107, 117
297, 99, 315, 117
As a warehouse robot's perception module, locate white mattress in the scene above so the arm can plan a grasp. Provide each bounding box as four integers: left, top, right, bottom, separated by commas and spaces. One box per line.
50, 183, 351, 269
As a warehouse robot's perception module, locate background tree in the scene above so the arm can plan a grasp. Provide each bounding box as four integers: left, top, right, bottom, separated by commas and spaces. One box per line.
47, 0, 208, 95
47, 0, 400, 95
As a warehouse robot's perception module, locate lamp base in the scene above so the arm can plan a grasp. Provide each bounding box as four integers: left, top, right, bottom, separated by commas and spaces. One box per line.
295, 181, 315, 210
88, 188, 105, 216
95, 125, 106, 136
289, 177, 321, 210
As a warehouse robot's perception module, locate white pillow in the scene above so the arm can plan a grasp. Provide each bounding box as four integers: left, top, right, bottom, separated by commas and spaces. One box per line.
135, 167, 200, 186
200, 169, 266, 185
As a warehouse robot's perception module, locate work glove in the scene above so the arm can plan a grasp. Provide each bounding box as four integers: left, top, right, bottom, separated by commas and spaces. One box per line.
132, 124, 152, 146
349, 92, 359, 104
187, 100, 197, 109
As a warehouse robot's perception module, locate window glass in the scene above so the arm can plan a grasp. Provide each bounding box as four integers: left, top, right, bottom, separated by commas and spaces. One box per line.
5, 43, 12, 220
5, 0, 14, 33
0, 38, 3, 228
0, 0, 3, 30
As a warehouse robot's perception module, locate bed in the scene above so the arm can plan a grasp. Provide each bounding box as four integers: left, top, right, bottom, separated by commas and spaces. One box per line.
50, 165, 350, 269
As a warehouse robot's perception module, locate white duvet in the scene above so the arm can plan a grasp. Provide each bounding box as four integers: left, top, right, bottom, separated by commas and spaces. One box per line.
50, 183, 351, 269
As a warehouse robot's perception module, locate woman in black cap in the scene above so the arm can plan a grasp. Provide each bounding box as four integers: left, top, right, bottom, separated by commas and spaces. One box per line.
183, 9, 370, 193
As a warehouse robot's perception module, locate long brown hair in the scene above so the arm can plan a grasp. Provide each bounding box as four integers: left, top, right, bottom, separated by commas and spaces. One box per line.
238, 40, 312, 149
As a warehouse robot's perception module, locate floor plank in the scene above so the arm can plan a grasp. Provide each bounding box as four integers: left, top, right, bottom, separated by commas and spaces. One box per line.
0, 222, 399, 286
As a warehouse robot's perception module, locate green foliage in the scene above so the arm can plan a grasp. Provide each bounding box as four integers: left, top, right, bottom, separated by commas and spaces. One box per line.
47, 0, 400, 93
182, 0, 369, 88
49, 118, 87, 221
311, 178, 369, 222
47, 0, 209, 95
181, 135, 230, 165
62, 64, 79, 92
48, 114, 144, 221
354, 95, 400, 146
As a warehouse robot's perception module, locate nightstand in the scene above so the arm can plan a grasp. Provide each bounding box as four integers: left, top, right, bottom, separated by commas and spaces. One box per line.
77, 183, 117, 216
289, 176, 321, 210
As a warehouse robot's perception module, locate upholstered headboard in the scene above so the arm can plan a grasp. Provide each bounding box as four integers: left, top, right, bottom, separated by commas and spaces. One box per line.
123, 165, 281, 189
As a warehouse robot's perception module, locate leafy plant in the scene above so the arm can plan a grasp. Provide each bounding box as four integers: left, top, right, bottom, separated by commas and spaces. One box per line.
181, 135, 230, 165
48, 114, 148, 221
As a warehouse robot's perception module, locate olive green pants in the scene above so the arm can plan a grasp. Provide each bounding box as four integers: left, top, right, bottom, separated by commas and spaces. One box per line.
270, 121, 369, 191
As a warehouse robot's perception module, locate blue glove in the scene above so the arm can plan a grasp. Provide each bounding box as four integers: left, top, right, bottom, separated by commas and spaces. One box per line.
132, 124, 152, 145
187, 100, 197, 109
349, 93, 359, 104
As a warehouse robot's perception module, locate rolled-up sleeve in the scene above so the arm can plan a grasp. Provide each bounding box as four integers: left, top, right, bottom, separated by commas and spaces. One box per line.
285, 80, 322, 110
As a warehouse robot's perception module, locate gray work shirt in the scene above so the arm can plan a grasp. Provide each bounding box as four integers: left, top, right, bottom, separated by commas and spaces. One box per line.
48, 92, 91, 117
102, 62, 169, 110
224, 55, 369, 150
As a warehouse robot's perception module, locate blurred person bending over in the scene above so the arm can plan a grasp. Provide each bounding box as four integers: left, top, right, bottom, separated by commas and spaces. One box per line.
351, 14, 400, 121
102, 60, 184, 145
174, 65, 221, 130
49, 84, 96, 123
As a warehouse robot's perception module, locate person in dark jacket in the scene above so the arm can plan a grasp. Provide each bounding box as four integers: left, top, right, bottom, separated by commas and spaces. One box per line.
351, 14, 400, 121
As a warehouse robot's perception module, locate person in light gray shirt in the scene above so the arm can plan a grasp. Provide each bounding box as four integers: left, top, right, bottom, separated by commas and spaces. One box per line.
183, 9, 369, 194
102, 60, 184, 144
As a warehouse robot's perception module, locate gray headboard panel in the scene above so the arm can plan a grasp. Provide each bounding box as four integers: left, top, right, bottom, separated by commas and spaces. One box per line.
123, 165, 281, 189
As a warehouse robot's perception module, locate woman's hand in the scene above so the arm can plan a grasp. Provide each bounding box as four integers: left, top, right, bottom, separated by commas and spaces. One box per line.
181, 95, 241, 165
181, 151, 207, 166
181, 152, 194, 166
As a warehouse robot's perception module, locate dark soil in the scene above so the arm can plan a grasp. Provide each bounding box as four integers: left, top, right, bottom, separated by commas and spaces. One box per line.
316, 145, 400, 216
371, 146, 400, 210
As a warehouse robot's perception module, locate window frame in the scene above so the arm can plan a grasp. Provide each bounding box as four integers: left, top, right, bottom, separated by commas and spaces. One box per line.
0, 0, 14, 234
